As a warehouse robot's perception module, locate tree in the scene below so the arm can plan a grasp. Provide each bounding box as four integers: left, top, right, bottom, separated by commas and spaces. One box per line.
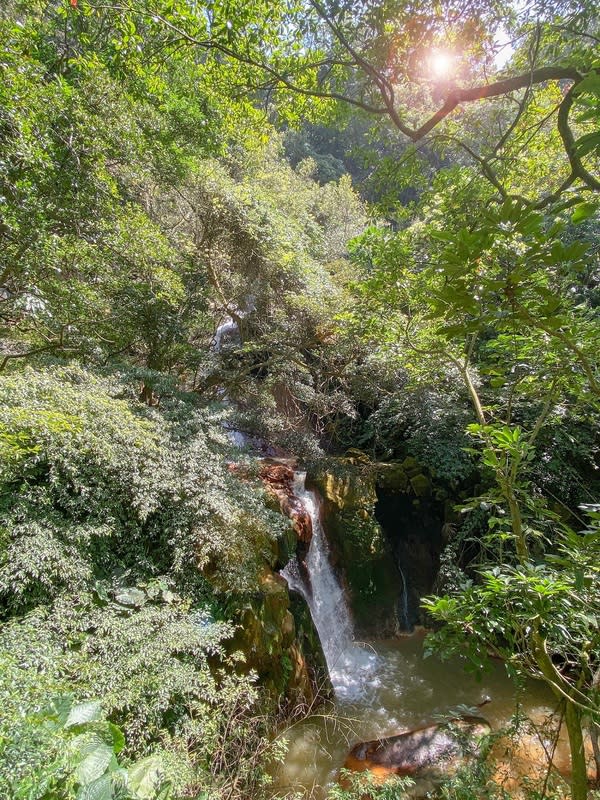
76, 0, 599, 201
343, 166, 600, 797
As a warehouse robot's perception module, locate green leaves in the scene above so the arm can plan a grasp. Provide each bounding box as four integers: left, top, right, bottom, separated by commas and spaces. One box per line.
74, 736, 116, 785
127, 757, 164, 800
0, 683, 171, 800
65, 701, 104, 729
571, 200, 598, 224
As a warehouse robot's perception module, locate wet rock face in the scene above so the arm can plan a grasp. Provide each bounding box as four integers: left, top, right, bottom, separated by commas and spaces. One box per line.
218, 461, 329, 704
345, 716, 490, 787
308, 452, 450, 636
226, 567, 327, 703
260, 461, 312, 544
374, 488, 444, 629
309, 466, 402, 637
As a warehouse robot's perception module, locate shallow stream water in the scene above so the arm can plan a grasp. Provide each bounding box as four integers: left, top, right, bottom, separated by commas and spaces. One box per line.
274, 630, 555, 798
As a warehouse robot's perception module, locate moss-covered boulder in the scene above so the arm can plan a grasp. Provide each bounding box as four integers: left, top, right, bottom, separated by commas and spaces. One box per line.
225, 567, 329, 703
410, 473, 432, 497
400, 456, 423, 478
309, 461, 402, 637
376, 462, 410, 492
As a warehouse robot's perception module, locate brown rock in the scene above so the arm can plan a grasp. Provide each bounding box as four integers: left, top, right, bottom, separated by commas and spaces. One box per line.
345, 717, 490, 783
260, 460, 312, 544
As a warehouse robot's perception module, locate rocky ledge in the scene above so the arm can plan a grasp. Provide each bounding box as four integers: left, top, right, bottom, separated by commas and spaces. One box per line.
259, 460, 313, 544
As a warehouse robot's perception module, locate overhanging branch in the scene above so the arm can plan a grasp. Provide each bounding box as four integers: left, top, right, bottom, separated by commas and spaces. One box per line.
411, 66, 583, 141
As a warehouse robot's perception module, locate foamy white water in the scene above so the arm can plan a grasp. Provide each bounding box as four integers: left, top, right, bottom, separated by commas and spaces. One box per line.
281, 472, 379, 700
213, 316, 247, 447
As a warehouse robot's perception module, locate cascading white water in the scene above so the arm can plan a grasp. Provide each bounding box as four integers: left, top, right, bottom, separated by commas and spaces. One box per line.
213, 316, 247, 447
213, 316, 240, 351
282, 472, 378, 701
397, 562, 410, 631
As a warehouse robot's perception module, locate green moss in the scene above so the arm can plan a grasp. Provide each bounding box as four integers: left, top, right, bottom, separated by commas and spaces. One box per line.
410, 473, 431, 496
401, 456, 422, 477
376, 462, 409, 492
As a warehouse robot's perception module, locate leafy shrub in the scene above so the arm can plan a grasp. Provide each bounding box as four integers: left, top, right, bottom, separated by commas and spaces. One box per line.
0, 616, 171, 800
0, 365, 287, 798
0, 365, 281, 613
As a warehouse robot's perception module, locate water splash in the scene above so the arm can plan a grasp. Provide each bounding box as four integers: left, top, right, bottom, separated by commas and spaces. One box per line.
281, 472, 378, 701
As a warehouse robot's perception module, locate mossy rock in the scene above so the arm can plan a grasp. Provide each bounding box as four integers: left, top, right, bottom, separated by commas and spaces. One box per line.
401, 456, 422, 478
309, 464, 401, 637
289, 593, 330, 698
316, 469, 376, 510
224, 567, 324, 702
410, 473, 431, 497
376, 462, 409, 492
343, 448, 372, 465
273, 524, 297, 570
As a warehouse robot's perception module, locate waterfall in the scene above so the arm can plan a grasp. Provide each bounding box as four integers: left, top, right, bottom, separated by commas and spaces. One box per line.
213, 316, 240, 352
282, 472, 378, 701
213, 316, 246, 447
397, 562, 411, 632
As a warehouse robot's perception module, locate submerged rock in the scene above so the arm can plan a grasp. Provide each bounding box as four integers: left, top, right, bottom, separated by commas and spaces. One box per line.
345, 716, 490, 787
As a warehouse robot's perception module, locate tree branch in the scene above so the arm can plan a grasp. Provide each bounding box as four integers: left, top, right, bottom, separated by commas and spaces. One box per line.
411, 66, 583, 141
557, 81, 600, 192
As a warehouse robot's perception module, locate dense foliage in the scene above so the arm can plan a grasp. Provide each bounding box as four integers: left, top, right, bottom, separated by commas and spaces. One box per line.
0, 366, 290, 798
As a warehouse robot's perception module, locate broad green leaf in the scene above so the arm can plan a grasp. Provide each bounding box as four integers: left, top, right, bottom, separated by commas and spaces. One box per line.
571, 202, 597, 224
114, 588, 147, 607
77, 773, 115, 800
108, 723, 126, 755
74, 738, 114, 784
574, 131, 600, 157
65, 701, 103, 728
127, 756, 163, 799
47, 694, 75, 726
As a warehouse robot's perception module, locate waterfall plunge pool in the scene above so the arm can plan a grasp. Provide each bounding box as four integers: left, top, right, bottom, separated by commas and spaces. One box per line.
273, 630, 557, 798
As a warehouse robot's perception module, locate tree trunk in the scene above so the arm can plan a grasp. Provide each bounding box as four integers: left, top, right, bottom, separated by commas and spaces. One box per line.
564, 700, 589, 800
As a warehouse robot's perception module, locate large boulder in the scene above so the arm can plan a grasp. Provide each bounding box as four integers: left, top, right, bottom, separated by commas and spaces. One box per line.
344, 716, 490, 789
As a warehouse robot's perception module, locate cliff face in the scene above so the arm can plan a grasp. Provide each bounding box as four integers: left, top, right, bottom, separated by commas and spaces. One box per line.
309, 459, 402, 637
309, 452, 447, 635
220, 448, 445, 701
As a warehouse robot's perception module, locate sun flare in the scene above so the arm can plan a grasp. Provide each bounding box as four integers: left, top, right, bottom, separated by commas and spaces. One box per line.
429, 51, 454, 78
